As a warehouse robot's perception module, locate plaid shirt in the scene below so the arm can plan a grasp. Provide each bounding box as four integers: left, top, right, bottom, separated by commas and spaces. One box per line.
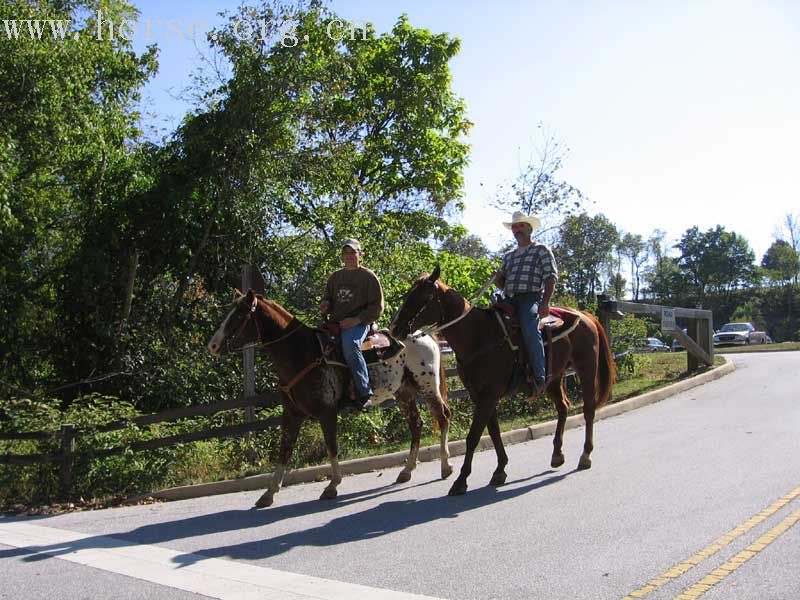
500, 244, 558, 296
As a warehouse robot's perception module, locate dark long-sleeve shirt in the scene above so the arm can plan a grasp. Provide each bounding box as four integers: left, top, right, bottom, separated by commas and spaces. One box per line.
323, 267, 384, 324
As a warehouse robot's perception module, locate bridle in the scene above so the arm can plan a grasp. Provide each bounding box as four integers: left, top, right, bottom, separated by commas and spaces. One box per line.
227, 295, 302, 352
401, 280, 472, 339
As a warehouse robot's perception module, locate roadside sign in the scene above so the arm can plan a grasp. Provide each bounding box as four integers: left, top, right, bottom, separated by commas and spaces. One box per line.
661, 307, 676, 331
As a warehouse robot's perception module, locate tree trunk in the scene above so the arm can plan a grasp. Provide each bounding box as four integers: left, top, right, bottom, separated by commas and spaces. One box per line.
118, 249, 140, 334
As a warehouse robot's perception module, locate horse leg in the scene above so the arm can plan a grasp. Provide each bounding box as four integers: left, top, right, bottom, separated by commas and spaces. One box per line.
395, 380, 422, 484
427, 394, 453, 479
318, 410, 342, 500
406, 336, 452, 479
578, 377, 597, 470
487, 409, 508, 486
254, 407, 304, 508
548, 377, 568, 468
449, 396, 496, 496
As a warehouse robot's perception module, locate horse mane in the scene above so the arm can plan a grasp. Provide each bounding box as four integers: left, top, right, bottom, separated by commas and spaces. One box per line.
256, 296, 295, 330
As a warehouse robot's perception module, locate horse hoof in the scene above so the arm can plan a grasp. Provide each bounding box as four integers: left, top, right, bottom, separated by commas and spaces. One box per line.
441, 464, 453, 479
578, 454, 592, 470
395, 470, 412, 484
448, 481, 467, 496
489, 472, 507, 486
320, 487, 338, 500
551, 453, 565, 468
254, 494, 274, 508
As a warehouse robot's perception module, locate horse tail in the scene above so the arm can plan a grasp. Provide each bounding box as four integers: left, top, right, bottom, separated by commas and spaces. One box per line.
588, 313, 617, 407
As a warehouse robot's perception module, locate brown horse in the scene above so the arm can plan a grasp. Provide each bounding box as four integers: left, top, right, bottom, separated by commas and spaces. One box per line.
391, 267, 616, 496
208, 289, 453, 507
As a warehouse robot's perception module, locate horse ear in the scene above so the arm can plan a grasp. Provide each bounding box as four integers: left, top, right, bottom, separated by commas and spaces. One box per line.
428, 265, 441, 283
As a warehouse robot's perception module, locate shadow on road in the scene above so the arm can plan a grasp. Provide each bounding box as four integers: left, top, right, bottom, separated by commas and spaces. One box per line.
1, 468, 574, 565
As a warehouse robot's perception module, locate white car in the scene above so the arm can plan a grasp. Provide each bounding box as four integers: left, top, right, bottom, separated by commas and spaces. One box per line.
713, 323, 768, 346
636, 337, 671, 353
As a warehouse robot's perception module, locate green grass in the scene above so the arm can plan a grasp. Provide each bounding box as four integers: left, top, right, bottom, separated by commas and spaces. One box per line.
714, 341, 800, 353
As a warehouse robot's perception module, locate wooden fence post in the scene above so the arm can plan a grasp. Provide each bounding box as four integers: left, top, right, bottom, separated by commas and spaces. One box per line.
699, 316, 713, 365
59, 424, 76, 502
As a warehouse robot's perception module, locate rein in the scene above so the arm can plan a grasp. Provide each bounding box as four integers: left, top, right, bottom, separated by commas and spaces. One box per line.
231, 296, 303, 351
411, 285, 473, 339
259, 320, 303, 347
452, 309, 518, 369
414, 304, 473, 338
233, 296, 326, 404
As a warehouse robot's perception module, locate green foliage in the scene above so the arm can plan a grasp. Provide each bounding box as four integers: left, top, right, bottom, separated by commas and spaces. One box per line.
554, 212, 619, 305
0, 393, 283, 506
440, 228, 490, 260
432, 251, 496, 304
1, 0, 158, 400
730, 300, 766, 330
607, 314, 648, 379
619, 232, 648, 300
0, 0, 479, 504
761, 240, 799, 285
676, 226, 757, 300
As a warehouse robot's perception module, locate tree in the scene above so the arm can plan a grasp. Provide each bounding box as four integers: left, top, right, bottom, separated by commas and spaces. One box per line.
619, 233, 648, 301
675, 226, 756, 302
491, 124, 585, 233
761, 240, 800, 286
772, 212, 800, 284
0, 0, 157, 396
608, 272, 626, 299
440, 228, 490, 260
554, 213, 618, 305
0, 0, 473, 413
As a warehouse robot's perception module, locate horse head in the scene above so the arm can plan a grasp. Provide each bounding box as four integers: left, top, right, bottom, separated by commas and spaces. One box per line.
390, 265, 444, 339
207, 289, 294, 356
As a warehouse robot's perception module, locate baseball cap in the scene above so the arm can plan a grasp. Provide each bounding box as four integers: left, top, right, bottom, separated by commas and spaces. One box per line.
341, 238, 362, 252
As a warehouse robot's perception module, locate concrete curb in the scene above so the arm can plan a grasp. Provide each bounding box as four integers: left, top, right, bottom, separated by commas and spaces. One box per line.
147, 357, 736, 502
716, 347, 800, 355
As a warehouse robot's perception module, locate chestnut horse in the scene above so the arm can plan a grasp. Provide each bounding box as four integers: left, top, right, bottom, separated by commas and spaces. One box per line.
391, 267, 616, 496
208, 289, 453, 507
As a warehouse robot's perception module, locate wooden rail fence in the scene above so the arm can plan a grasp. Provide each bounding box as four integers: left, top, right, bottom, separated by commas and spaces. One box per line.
0, 364, 470, 501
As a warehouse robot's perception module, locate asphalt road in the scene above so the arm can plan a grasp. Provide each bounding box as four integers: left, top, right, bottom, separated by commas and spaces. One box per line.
1, 352, 798, 600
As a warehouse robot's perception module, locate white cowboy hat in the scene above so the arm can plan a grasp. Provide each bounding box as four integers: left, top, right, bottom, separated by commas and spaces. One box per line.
503, 211, 541, 230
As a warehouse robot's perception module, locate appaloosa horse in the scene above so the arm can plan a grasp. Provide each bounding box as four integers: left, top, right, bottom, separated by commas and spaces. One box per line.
391, 267, 616, 496
208, 289, 453, 507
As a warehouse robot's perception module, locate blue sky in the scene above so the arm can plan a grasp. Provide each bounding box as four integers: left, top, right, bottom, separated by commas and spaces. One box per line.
129, 0, 800, 260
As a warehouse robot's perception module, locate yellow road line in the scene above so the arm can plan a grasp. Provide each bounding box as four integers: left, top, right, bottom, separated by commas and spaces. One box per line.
673, 508, 800, 599
622, 486, 800, 599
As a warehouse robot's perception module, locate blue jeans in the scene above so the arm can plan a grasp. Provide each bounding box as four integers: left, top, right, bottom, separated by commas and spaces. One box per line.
509, 293, 545, 383
341, 323, 372, 398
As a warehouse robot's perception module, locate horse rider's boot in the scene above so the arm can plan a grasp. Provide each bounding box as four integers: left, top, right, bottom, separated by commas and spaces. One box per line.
360, 393, 375, 412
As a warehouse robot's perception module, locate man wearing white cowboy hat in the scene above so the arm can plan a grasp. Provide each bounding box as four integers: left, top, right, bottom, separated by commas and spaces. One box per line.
494, 211, 558, 397
320, 238, 384, 410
